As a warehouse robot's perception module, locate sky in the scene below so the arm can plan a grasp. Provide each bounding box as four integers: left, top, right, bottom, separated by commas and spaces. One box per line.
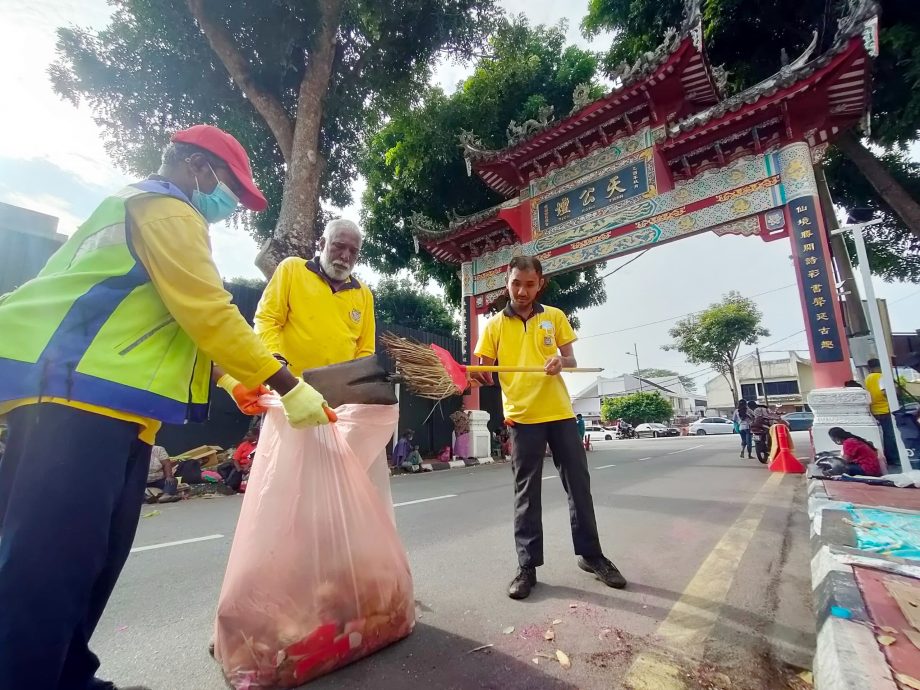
2, 0, 919, 398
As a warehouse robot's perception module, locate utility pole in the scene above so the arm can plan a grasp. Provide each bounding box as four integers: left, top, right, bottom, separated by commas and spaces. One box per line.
626, 344, 642, 392
755, 347, 770, 407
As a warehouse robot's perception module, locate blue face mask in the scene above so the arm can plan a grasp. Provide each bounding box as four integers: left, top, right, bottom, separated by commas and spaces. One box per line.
191, 163, 239, 224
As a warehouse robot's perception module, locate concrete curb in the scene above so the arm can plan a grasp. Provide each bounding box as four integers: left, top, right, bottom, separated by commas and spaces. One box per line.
418, 457, 505, 473
807, 475, 898, 690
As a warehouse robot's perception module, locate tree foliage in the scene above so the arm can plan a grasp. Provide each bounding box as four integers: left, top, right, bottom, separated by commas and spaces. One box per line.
581, 0, 920, 280
664, 292, 768, 402
373, 278, 459, 337
359, 16, 608, 315
635, 367, 697, 393
601, 391, 673, 426
50, 0, 500, 271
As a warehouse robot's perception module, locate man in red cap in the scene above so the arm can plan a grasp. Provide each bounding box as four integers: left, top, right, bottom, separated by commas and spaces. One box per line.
0, 125, 330, 690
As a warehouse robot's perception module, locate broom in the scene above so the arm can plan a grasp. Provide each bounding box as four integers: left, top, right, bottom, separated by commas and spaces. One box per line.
381, 333, 602, 400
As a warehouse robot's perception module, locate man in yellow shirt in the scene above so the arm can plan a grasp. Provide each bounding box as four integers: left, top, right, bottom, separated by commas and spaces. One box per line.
865, 357, 901, 467
474, 256, 626, 600
254, 219, 375, 375
0, 125, 329, 690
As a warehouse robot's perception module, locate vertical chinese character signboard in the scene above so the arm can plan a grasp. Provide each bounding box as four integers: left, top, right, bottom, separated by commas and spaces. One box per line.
788, 197, 844, 363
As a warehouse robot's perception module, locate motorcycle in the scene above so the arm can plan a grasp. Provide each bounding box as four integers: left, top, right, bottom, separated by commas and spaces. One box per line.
751, 413, 787, 464
616, 423, 636, 440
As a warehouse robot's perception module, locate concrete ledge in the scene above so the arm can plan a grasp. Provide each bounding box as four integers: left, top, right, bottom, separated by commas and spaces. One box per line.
814, 617, 897, 690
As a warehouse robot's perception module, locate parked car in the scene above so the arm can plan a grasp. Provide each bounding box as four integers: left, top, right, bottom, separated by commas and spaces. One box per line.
585, 425, 614, 441
782, 411, 814, 431
688, 417, 735, 435
634, 423, 680, 438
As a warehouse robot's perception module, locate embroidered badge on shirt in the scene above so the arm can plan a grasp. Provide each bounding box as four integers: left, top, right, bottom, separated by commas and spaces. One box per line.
350, 309, 362, 323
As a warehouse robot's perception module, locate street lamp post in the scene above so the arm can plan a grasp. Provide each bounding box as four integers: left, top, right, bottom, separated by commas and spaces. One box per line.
626, 344, 642, 392
833, 215, 910, 473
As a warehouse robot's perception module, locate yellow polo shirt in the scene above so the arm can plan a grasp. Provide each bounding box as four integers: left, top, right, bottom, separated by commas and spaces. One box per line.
254, 257, 375, 375
475, 303, 577, 424
865, 372, 890, 415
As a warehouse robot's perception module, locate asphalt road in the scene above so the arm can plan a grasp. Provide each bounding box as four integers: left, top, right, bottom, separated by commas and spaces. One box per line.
94, 432, 814, 690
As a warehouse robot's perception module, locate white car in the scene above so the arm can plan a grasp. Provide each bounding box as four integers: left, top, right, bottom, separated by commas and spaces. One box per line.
688, 417, 735, 435
585, 425, 614, 441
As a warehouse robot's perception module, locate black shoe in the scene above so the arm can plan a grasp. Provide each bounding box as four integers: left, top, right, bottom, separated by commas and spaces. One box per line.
739, 452, 744, 458
208, 638, 215, 657
748, 454, 754, 459
508, 566, 537, 599
578, 556, 627, 589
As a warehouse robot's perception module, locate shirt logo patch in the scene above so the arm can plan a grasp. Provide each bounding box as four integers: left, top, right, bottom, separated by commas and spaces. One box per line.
350, 309, 362, 323
544, 336, 554, 347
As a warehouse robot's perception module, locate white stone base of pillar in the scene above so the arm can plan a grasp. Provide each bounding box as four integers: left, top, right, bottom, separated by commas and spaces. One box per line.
466, 409, 492, 459
807, 387, 885, 471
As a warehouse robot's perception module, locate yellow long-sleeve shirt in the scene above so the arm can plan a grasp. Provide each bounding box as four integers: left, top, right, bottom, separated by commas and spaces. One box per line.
254, 256, 375, 375
1, 194, 281, 443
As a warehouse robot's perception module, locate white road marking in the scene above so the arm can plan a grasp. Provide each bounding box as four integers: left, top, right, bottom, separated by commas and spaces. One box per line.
638, 457, 652, 461
542, 475, 558, 481
393, 494, 457, 508
131, 534, 224, 553
667, 444, 704, 455
596, 464, 617, 469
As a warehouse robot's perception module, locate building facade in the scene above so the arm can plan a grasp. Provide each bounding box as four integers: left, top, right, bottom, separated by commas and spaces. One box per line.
704, 351, 814, 415
572, 374, 707, 423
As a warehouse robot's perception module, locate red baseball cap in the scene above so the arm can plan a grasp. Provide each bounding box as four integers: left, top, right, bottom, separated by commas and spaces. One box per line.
170, 125, 267, 212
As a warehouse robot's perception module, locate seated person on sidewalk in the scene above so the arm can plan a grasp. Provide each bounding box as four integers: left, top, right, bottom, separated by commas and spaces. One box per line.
218, 428, 259, 492
147, 445, 173, 490
393, 429, 414, 468
828, 427, 882, 477
472, 255, 626, 600
401, 447, 423, 473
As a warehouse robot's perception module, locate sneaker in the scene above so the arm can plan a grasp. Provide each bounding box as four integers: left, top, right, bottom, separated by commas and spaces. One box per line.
508, 566, 537, 600
578, 556, 627, 589
739, 451, 744, 458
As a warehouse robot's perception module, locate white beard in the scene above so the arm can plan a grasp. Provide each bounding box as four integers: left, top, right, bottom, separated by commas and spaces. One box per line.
320, 254, 352, 282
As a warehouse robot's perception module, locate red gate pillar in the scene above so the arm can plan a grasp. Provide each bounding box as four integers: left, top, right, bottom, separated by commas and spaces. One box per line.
461, 263, 480, 409
779, 143, 852, 388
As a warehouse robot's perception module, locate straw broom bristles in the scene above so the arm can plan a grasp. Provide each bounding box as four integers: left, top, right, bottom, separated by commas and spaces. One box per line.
380, 333, 463, 399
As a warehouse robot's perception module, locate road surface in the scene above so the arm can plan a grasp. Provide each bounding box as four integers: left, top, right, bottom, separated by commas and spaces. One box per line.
94, 432, 814, 689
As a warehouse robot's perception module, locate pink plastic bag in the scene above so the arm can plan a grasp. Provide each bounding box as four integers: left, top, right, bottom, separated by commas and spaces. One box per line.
214, 403, 413, 688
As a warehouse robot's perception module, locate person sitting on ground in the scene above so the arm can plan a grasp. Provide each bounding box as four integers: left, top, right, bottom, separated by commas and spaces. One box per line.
217, 428, 259, 492
401, 445, 423, 473
147, 445, 173, 491
393, 429, 414, 468
828, 427, 882, 477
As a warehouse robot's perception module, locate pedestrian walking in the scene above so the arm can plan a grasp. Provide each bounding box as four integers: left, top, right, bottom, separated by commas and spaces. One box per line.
472, 256, 626, 600
733, 400, 754, 459
865, 358, 901, 468
0, 125, 330, 690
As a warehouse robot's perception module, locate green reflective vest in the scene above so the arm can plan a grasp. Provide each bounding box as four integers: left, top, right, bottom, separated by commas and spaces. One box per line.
0, 180, 211, 424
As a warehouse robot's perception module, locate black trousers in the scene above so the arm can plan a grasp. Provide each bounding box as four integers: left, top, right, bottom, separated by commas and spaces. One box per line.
875, 413, 901, 469
0, 404, 150, 690
510, 418, 603, 568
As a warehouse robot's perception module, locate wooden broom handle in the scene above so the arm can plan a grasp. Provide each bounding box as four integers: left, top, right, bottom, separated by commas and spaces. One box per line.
465, 365, 603, 373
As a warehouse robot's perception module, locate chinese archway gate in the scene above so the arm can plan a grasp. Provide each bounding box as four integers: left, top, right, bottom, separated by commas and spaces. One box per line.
411, 1, 879, 408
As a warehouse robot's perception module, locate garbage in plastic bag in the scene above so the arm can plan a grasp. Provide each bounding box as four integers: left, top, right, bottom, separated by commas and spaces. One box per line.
213, 402, 413, 688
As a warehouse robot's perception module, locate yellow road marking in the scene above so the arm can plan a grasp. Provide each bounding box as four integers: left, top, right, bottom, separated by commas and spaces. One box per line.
623, 472, 785, 689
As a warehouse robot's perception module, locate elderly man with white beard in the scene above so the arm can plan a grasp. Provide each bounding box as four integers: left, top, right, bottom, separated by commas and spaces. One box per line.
253, 219, 376, 375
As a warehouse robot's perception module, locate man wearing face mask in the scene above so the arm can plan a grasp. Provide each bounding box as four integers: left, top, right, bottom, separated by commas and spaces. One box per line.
253, 218, 375, 376
0, 124, 330, 690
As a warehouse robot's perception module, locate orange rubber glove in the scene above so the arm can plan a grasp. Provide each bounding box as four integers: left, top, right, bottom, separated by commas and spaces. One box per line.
216, 374, 270, 416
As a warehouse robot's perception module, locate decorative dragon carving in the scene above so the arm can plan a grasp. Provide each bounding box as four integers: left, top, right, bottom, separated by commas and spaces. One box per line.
506, 105, 554, 146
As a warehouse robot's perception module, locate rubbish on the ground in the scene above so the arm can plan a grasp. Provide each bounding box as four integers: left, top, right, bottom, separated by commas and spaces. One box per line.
555, 649, 571, 669
535, 652, 555, 660
569, 603, 578, 609
466, 644, 494, 654
544, 629, 555, 641
880, 625, 899, 634
532, 657, 539, 665
896, 673, 920, 690
877, 634, 897, 646
599, 628, 611, 640
904, 628, 920, 650
830, 606, 852, 619
116, 625, 128, 632
886, 580, 920, 631
502, 626, 515, 635
552, 619, 562, 625
141, 510, 160, 518
797, 669, 813, 685
847, 508, 920, 561
174, 444, 223, 468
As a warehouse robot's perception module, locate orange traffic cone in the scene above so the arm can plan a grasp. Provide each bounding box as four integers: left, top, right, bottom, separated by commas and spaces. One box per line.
768, 423, 805, 473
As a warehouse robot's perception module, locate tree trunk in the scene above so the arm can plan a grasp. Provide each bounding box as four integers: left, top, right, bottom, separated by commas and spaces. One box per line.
720, 370, 737, 405
836, 129, 920, 241
256, 0, 345, 277
815, 163, 869, 336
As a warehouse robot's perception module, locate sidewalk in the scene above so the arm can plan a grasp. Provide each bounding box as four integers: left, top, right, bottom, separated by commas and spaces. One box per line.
807, 468, 920, 689
390, 455, 507, 474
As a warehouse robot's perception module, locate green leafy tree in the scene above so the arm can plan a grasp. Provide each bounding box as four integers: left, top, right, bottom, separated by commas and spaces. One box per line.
373, 278, 459, 337
664, 292, 769, 403
50, 0, 500, 275
359, 17, 608, 318
601, 391, 673, 426
635, 367, 697, 393
581, 0, 920, 278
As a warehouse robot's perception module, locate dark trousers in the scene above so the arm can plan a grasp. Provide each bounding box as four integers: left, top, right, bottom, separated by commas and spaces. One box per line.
739, 429, 752, 454
0, 404, 150, 690
875, 413, 901, 469
510, 418, 603, 568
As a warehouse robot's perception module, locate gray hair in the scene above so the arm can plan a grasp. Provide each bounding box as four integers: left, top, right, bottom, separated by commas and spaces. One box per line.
323, 219, 363, 246
161, 142, 224, 169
